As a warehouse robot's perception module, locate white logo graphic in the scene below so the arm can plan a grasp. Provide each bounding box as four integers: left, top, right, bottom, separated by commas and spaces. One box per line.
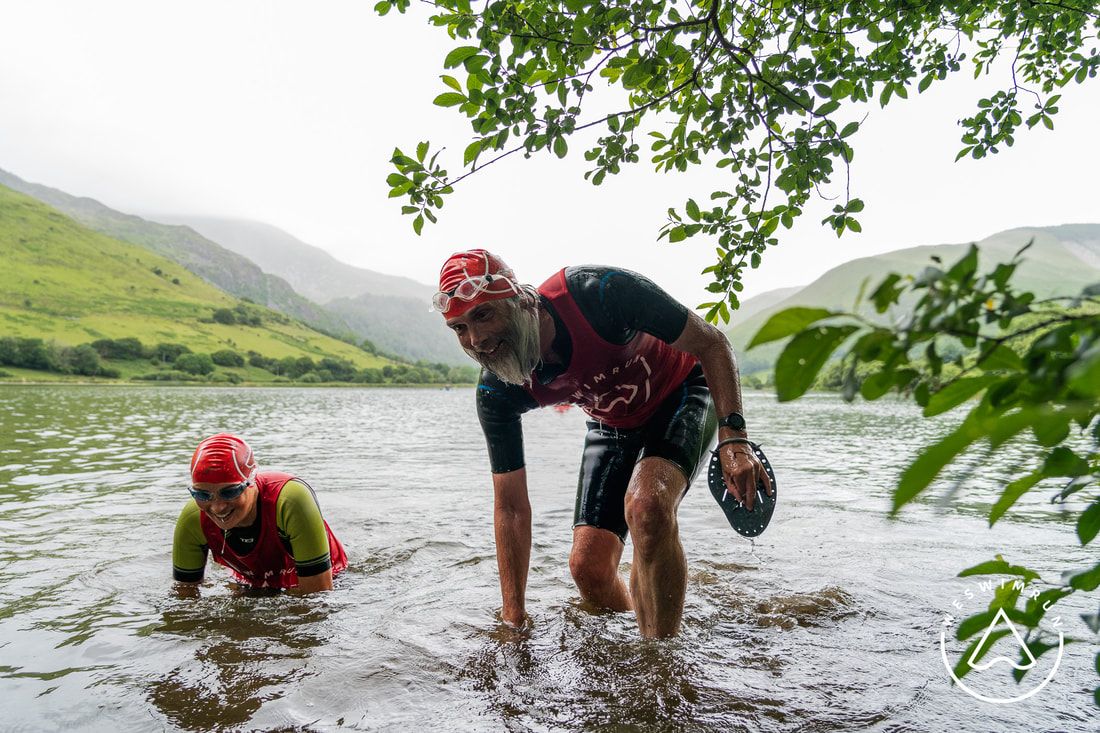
939, 579, 1063, 704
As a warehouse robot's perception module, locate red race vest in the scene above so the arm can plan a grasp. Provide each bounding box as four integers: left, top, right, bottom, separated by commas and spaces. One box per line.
199, 471, 348, 589
525, 269, 698, 429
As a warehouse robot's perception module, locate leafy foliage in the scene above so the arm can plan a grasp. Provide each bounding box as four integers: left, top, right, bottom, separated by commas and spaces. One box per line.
757, 243, 1099, 703
381, 0, 1100, 319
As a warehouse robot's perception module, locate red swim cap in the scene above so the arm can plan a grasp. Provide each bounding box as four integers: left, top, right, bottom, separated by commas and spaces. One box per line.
436, 249, 521, 318
190, 433, 257, 484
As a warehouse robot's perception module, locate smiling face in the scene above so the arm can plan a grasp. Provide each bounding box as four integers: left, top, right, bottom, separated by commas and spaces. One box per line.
446, 296, 544, 386
192, 481, 260, 531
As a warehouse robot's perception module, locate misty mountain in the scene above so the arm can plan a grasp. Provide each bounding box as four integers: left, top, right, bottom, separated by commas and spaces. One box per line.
0, 167, 353, 339
726, 224, 1100, 374
151, 215, 465, 364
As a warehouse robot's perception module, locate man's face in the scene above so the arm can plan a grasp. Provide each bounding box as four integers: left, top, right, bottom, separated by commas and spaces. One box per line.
445, 298, 541, 385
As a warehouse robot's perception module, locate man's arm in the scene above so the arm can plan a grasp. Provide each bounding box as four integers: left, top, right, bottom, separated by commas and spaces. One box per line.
671, 312, 773, 509
492, 467, 532, 627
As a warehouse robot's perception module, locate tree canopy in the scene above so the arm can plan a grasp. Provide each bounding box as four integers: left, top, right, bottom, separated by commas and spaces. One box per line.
380, 0, 1099, 320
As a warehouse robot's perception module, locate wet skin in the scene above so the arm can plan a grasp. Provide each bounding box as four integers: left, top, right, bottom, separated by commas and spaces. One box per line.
186, 481, 332, 593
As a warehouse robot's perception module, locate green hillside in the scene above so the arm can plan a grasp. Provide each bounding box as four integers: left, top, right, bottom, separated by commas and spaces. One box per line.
0, 168, 353, 340
728, 225, 1100, 374
154, 215, 468, 364
0, 183, 395, 378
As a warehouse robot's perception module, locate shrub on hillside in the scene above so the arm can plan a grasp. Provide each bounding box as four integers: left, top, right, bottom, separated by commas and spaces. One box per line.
211, 308, 237, 325
247, 351, 275, 372
63, 344, 110, 377
0, 337, 61, 372
211, 350, 245, 368
151, 343, 191, 364
174, 352, 216, 376
297, 372, 322, 383
358, 368, 383, 384
91, 337, 145, 360
318, 357, 356, 381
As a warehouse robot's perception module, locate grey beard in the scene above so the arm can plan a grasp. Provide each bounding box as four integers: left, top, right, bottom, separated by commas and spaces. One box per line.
465, 303, 542, 386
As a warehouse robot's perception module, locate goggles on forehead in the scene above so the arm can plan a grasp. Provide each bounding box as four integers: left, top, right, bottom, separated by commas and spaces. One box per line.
431, 271, 521, 314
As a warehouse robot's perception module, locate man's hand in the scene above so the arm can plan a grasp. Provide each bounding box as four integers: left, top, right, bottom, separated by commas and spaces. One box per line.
719, 443, 773, 512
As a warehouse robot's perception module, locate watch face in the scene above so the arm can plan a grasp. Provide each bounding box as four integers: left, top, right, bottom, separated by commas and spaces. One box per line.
722, 413, 746, 430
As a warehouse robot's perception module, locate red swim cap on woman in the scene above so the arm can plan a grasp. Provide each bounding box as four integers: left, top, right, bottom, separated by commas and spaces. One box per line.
436, 249, 520, 317
190, 433, 257, 484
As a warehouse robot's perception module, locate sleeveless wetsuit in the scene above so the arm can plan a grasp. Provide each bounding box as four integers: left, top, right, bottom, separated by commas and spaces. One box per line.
172, 471, 347, 588
476, 266, 718, 540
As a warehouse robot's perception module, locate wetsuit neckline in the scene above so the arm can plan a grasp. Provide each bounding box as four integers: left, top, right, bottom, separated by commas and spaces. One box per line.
534, 295, 572, 385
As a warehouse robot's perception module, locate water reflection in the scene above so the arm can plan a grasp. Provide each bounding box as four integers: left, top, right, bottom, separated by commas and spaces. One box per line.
147, 594, 331, 731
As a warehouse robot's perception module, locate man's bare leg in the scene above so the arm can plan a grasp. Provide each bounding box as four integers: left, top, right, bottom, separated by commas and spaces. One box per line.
569, 525, 633, 612
624, 457, 688, 638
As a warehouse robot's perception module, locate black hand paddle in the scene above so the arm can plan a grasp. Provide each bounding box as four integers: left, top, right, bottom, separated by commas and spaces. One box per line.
706, 439, 777, 537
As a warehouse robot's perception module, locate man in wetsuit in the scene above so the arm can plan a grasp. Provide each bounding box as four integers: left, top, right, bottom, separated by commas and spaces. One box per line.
172, 433, 347, 593
435, 250, 771, 638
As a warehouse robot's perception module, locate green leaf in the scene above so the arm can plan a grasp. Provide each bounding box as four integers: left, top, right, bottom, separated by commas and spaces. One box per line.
1043, 446, 1090, 477
686, 198, 700, 221
553, 136, 568, 159
870, 274, 903, 312
444, 46, 480, 69
860, 370, 896, 400
386, 173, 409, 187
1068, 562, 1100, 591
463, 139, 483, 166
774, 325, 859, 401
748, 307, 838, 349
1012, 638, 1068, 683
416, 141, 429, 162
979, 344, 1024, 372
893, 420, 983, 512
831, 79, 854, 100
441, 75, 462, 92
924, 375, 999, 417
989, 472, 1042, 526
954, 629, 1012, 679
840, 122, 859, 138
1077, 500, 1100, 546
412, 213, 424, 236
667, 226, 687, 243
433, 92, 467, 107
958, 556, 1041, 583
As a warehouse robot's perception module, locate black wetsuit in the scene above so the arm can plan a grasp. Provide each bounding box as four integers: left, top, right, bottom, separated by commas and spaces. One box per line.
476, 266, 718, 541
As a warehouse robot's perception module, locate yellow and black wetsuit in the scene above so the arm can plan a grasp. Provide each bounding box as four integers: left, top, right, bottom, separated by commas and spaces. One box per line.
172, 479, 336, 583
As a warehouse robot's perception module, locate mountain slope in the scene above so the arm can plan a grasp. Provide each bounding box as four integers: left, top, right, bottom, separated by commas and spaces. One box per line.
153, 215, 466, 363
0, 168, 353, 340
0, 183, 391, 369
726, 225, 1100, 373
152, 216, 433, 301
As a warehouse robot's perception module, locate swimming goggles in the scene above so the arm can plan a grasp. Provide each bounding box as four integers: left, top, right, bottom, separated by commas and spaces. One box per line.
431, 271, 521, 314
189, 480, 251, 503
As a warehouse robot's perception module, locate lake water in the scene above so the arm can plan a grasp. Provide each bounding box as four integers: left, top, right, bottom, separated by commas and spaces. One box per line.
0, 385, 1094, 732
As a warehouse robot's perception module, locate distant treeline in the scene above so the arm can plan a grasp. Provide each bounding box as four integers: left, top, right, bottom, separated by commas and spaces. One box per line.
0, 336, 478, 385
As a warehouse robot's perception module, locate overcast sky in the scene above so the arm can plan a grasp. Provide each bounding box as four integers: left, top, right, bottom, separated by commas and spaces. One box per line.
2, 1, 1098, 306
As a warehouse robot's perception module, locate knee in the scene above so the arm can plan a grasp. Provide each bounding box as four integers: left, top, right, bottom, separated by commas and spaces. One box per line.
569, 551, 615, 595
624, 491, 676, 553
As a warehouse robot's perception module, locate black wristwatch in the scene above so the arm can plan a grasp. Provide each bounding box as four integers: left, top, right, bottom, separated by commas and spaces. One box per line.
718, 411, 746, 432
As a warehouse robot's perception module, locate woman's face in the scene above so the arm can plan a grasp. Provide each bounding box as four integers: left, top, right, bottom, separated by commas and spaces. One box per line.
191, 480, 259, 530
